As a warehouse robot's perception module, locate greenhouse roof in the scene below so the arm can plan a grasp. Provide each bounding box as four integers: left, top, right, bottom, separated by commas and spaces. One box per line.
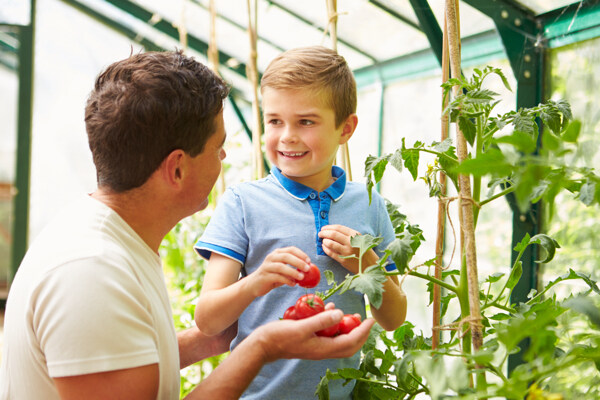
2, 0, 600, 102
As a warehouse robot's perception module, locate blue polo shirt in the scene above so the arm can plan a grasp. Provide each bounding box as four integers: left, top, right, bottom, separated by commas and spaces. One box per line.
194, 166, 396, 400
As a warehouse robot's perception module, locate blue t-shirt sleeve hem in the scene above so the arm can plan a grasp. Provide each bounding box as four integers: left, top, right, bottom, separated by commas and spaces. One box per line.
384, 262, 397, 272
194, 241, 246, 264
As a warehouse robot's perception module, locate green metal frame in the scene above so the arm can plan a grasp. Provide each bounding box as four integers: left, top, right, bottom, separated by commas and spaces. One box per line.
9, 0, 35, 286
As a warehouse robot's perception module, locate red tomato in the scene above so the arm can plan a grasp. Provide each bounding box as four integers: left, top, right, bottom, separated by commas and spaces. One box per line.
316, 322, 339, 337
282, 305, 298, 320
294, 294, 325, 319
338, 314, 361, 334
296, 263, 321, 288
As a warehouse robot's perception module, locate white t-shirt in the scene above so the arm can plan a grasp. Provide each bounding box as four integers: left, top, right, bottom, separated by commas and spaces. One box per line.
0, 195, 180, 399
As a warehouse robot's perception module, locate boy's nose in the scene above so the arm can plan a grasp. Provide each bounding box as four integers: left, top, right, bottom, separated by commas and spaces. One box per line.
280, 127, 298, 143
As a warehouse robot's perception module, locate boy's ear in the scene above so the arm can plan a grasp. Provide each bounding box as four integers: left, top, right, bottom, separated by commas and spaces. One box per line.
339, 114, 358, 144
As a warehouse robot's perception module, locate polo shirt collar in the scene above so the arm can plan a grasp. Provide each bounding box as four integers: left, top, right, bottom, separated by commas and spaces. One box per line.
271, 166, 346, 201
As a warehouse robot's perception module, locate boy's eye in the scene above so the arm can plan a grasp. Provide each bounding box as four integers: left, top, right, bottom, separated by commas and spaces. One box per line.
299, 119, 315, 126
267, 119, 282, 125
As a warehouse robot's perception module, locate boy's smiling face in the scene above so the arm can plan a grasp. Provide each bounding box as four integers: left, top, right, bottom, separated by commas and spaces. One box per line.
262, 87, 357, 192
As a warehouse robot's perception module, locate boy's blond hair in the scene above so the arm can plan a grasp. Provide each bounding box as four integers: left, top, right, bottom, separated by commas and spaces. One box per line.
260, 46, 357, 128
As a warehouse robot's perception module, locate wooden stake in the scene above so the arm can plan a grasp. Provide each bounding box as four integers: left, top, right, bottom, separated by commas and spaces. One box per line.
326, 0, 352, 181
445, 0, 483, 352
246, 0, 265, 180
432, 15, 450, 350
208, 0, 226, 198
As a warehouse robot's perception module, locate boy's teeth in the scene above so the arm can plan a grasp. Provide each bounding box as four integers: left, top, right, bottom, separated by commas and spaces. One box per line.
283, 152, 304, 156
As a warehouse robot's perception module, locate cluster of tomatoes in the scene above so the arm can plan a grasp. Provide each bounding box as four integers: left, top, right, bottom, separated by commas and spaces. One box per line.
282, 263, 361, 337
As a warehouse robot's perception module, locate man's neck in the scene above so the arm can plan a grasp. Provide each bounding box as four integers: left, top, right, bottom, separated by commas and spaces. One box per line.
91, 187, 177, 253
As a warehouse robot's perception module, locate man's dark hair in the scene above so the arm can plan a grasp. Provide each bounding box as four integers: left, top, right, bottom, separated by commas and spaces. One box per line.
85, 50, 230, 192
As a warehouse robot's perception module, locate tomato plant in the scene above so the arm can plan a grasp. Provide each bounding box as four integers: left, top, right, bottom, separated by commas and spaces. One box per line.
315, 65, 600, 400
296, 263, 321, 288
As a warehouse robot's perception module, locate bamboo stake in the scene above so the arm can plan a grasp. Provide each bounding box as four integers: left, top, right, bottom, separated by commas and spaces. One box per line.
432, 15, 450, 350
246, 0, 265, 179
326, 0, 352, 181
208, 0, 226, 198
445, 0, 483, 352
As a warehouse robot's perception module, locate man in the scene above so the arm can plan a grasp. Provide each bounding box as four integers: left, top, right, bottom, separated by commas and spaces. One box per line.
0, 50, 374, 399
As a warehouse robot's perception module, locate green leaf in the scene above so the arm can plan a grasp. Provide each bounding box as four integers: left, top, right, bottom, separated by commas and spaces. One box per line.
540, 105, 562, 134
350, 234, 383, 260
513, 233, 531, 253
458, 116, 476, 146
563, 296, 600, 328
512, 110, 536, 135
464, 88, 498, 104
529, 233, 560, 264
349, 265, 387, 308
506, 261, 523, 290
432, 138, 452, 153
401, 148, 420, 181
363, 350, 381, 376
543, 268, 600, 296
389, 149, 403, 172
324, 270, 337, 286
413, 352, 447, 400
552, 98, 573, 121
453, 148, 513, 177
336, 368, 365, 380
562, 119, 581, 143
315, 370, 332, 400
578, 180, 596, 206
485, 272, 505, 283
494, 130, 537, 153
492, 67, 512, 92
364, 154, 389, 183
363, 323, 384, 353
385, 235, 416, 273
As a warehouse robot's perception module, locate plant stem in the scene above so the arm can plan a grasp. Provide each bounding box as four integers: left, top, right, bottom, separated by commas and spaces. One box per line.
478, 185, 515, 207
389, 271, 458, 293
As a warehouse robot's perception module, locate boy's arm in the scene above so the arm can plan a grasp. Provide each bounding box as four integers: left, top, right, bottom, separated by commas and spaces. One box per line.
318, 224, 407, 331
195, 249, 311, 336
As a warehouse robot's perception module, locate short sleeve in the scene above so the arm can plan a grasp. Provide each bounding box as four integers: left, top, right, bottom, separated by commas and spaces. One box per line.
32, 258, 159, 377
194, 187, 248, 264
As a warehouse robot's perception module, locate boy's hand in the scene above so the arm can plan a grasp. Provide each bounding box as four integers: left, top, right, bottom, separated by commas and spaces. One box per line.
245, 247, 311, 297
318, 224, 379, 274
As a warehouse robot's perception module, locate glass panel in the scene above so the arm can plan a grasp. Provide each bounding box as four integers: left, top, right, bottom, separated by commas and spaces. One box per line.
542, 35, 600, 399
545, 37, 600, 285
0, 0, 30, 25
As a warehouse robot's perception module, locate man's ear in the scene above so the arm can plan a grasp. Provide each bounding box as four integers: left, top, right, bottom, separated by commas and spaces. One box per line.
339, 114, 358, 144
161, 149, 186, 187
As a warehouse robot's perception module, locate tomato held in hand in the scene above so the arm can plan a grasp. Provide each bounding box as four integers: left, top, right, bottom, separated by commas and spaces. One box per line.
282, 305, 298, 320
294, 294, 325, 319
338, 314, 361, 335
316, 322, 339, 337
296, 263, 321, 288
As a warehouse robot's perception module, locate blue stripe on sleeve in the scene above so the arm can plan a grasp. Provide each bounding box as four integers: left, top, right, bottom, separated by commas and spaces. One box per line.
194, 241, 246, 264
385, 262, 397, 272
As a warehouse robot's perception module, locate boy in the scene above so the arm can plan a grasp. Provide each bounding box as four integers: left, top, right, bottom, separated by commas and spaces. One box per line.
193, 46, 407, 399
